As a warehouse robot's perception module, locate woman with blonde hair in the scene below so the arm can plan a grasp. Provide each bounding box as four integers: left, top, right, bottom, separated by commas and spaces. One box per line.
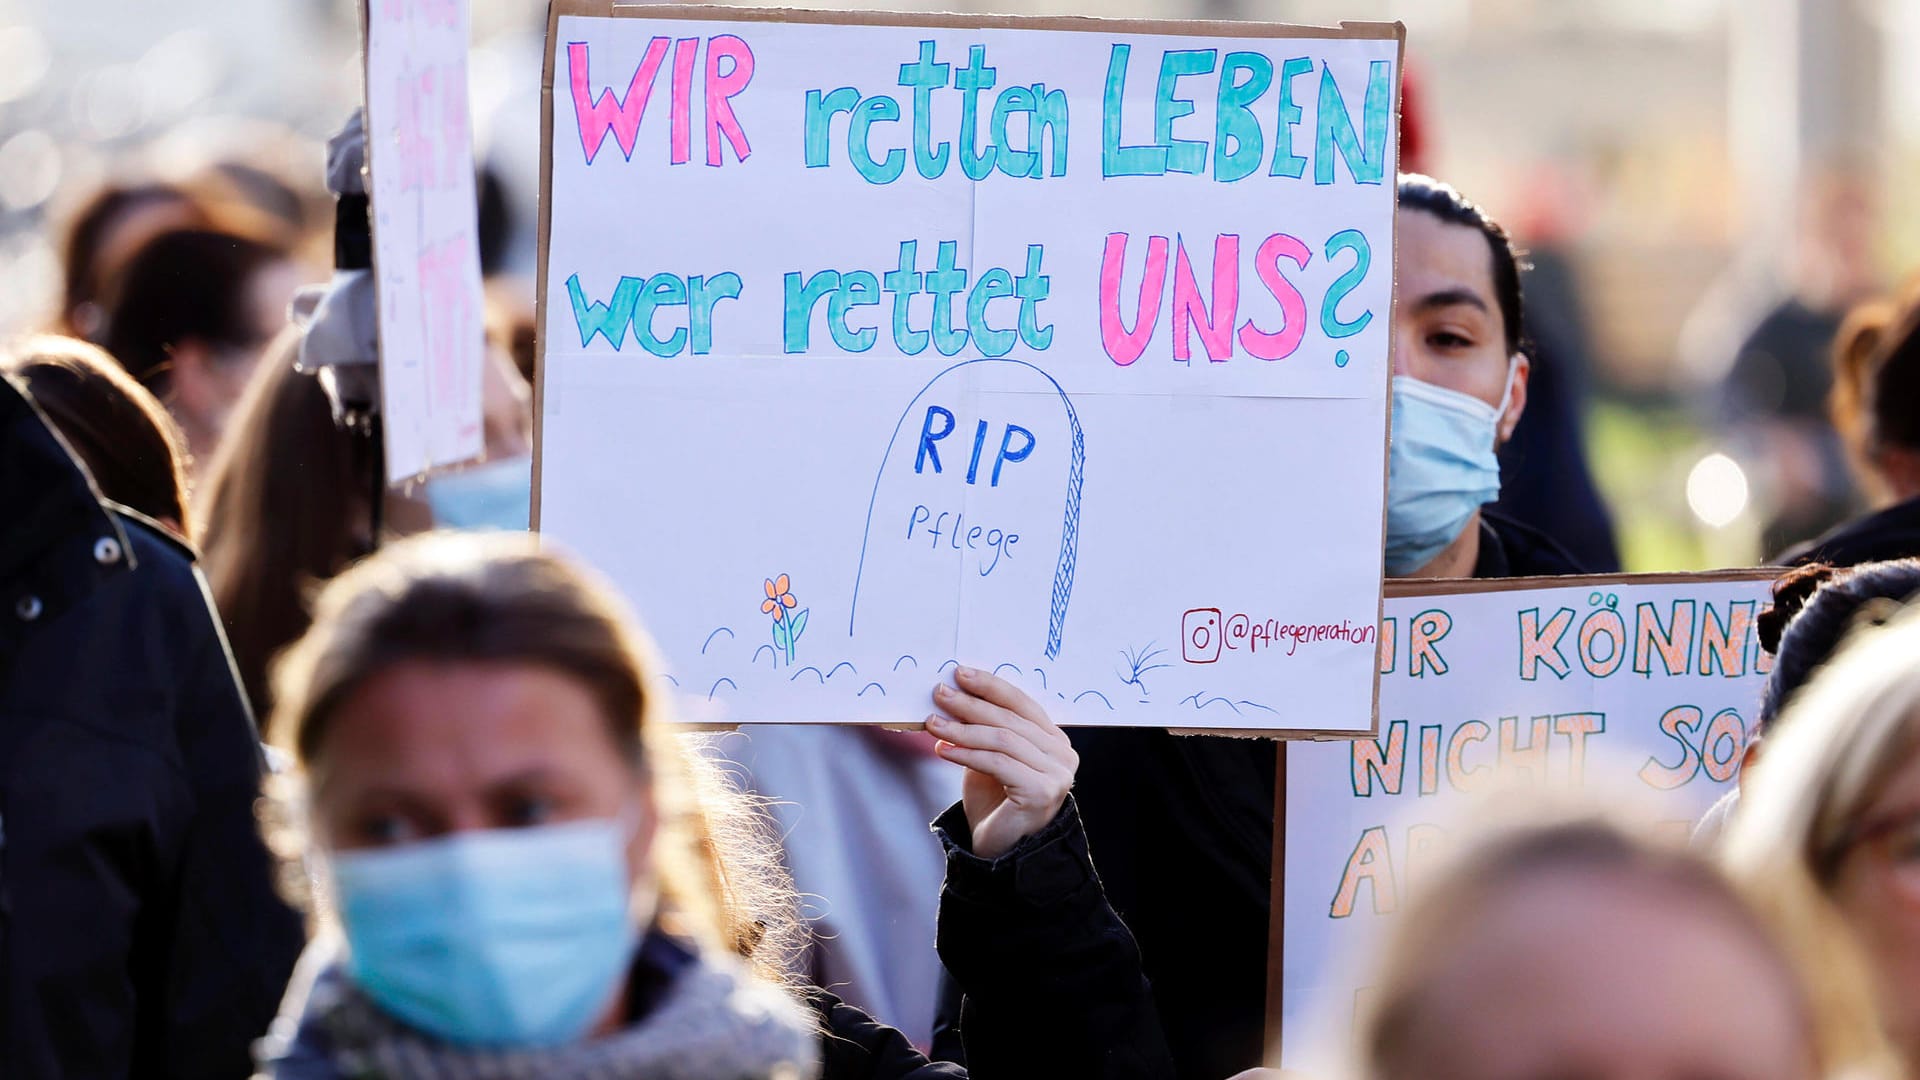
254, 531, 1168, 1078
1345, 806, 1890, 1080
1726, 603, 1920, 1072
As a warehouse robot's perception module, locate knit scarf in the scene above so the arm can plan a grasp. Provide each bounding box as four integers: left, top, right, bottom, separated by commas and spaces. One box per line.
263, 945, 819, 1080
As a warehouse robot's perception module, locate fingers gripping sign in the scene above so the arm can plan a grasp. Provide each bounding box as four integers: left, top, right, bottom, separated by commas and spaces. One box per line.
925, 666, 1078, 860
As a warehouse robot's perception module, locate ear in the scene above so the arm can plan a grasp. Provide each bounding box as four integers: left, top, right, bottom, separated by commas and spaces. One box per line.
1736, 737, 1763, 795
1495, 352, 1530, 444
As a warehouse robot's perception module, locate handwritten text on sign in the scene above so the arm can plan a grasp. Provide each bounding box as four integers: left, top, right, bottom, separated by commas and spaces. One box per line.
365, 0, 485, 480
1277, 575, 1773, 1068
538, 12, 1400, 731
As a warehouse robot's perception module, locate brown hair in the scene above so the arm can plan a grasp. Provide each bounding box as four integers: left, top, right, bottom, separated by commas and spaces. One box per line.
270, 531, 802, 980
0, 335, 190, 534
101, 226, 287, 397
1831, 288, 1920, 499
196, 327, 372, 717
55, 181, 210, 341
1756, 560, 1920, 732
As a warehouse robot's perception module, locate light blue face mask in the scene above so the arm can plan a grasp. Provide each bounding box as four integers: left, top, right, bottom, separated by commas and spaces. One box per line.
425, 454, 532, 531
327, 818, 642, 1047
1384, 364, 1515, 576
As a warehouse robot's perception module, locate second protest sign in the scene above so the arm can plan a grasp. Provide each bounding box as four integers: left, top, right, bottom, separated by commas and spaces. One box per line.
1272, 571, 1774, 1067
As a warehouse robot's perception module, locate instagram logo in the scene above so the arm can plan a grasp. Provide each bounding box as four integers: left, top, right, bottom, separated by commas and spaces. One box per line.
1182, 608, 1223, 663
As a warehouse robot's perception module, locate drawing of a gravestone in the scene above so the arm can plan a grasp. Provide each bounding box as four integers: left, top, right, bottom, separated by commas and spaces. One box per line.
849, 359, 1085, 668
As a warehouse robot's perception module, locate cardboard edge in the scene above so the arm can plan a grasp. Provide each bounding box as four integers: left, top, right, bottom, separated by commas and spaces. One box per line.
358, 0, 404, 486
532, 0, 563, 535
1360, 26, 1408, 745
1264, 739, 1288, 1066
1384, 567, 1785, 599
555, 1, 1404, 42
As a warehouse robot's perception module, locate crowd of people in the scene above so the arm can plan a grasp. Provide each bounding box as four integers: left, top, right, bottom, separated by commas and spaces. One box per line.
7, 29, 1920, 1080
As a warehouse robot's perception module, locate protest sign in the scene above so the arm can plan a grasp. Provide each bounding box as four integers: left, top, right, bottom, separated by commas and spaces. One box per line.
536, 3, 1402, 732
1268, 571, 1776, 1068
363, 0, 486, 481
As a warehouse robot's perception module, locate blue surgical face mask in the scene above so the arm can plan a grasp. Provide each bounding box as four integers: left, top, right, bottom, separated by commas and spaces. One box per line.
425, 454, 532, 532
1384, 361, 1517, 576
326, 818, 647, 1047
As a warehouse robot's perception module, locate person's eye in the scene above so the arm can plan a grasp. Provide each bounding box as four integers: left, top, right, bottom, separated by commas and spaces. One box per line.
504, 794, 558, 828
1887, 825, 1920, 861
358, 813, 420, 847
1427, 329, 1474, 350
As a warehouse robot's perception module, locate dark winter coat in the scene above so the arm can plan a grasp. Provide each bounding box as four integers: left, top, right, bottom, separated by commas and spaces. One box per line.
1780, 494, 1920, 568
0, 375, 307, 1077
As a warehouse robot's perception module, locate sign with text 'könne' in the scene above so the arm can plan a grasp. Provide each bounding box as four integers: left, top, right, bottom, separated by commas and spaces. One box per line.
1273, 572, 1774, 1066
364, 0, 486, 481
536, 3, 1403, 733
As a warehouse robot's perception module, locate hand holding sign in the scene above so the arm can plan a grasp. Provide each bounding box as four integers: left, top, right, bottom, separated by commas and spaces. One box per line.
927, 665, 1078, 859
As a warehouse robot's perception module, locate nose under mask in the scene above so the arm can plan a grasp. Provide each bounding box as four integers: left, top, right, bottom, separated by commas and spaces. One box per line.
1383, 360, 1517, 576
326, 815, 654, 1047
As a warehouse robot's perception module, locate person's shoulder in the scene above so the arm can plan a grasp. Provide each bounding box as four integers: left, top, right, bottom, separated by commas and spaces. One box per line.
1779, 497, 1920, 568
1480, 510, 1591, 578
109, 503, 198, 564
102, 504, 212, 604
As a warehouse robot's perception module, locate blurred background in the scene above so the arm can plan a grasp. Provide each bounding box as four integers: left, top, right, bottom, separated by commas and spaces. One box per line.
2, 0, 1913, 571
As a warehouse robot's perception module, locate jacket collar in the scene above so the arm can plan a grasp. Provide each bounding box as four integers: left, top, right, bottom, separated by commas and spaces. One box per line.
0, 375, 134, 655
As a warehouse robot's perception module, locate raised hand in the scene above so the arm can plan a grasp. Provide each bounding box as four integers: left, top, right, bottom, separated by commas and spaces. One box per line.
925, 666, 1078, 859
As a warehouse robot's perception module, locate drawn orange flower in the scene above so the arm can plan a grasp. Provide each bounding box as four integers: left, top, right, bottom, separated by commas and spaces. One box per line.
761, 574, 797, 621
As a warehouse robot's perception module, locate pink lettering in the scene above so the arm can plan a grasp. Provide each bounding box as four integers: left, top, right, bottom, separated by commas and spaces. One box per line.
703, 35, 754, 166
1238, 233, 1310, 360
1099, 233, 1168, 366
670, 37, 699, 166
568, 38, 671, 165
393, 70, 431, 192
1171, 234, 1239, 363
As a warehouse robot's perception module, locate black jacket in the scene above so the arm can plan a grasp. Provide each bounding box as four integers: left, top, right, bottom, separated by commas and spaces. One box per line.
0, 377, 306, 1077
1779, 495, 1920, 568
811, 797, 1170, 1079
1068, 512, 1586, 1079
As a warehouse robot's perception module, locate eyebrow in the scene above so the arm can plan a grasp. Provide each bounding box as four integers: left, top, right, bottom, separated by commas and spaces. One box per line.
484, 765, 569, 791
1412, 288, 1492, 316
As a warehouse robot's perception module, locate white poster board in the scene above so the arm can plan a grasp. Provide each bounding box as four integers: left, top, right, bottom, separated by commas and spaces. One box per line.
364, 0, 487, 482
1274, 572, 1775, 1068
537, 4, 1402, 733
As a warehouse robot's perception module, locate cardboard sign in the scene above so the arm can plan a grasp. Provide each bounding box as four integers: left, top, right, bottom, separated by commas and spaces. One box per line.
364, 0, 486, 481
535, 3, 1402, 732
1269, 571, 1776, 1068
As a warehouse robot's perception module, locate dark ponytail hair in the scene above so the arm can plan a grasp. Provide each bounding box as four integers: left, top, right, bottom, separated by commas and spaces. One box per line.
1396, 173, 1527, 356
1757, 559, 1920, 731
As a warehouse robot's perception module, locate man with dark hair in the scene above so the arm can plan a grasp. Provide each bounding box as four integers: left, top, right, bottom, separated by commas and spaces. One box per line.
0, 372, 305, 1076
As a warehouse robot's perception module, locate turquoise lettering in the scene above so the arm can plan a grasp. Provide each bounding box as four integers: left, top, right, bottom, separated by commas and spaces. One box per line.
1314, 60, 1392, 185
